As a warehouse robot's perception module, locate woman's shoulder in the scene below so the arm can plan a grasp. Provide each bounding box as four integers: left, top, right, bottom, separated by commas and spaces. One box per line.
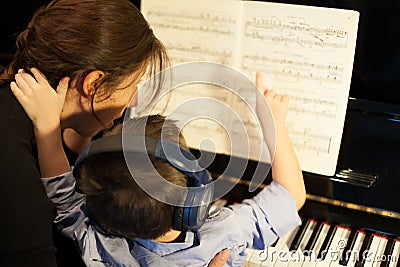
0, 82, 33, 135
0, 82, 35, 162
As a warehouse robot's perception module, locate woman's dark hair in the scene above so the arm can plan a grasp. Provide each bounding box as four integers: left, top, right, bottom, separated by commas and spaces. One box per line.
0, 0, 169, 121
77, 115, 188, 239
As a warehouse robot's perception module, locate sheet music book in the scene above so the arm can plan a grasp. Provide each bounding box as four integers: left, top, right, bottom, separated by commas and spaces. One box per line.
140, 0, 359, 176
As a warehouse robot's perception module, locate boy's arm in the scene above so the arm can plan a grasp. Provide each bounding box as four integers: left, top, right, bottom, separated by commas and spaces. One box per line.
34, 123, 70, 177
11, 68, 70, 177
256, 73, 306, 210
272, 120, 306, 210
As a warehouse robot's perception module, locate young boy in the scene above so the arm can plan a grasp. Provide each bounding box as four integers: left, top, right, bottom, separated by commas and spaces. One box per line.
11, 69, 305, 266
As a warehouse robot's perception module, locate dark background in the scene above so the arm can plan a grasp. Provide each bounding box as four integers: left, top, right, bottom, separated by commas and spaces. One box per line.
0, 0, 141, 66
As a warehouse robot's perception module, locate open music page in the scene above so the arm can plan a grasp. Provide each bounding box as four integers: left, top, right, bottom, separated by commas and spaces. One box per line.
140, 0, 359, 176
140, 0, 242, 66
140, 0, 268, 164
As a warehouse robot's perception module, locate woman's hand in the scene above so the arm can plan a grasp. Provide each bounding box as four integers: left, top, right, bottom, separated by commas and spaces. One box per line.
10, 68, 72, 177
10, 68, 69, 131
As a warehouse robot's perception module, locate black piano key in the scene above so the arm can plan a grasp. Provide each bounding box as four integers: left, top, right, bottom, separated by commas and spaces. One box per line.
303, 220, 323, 253
355, 232, 373, 267
380, 237, 395, 267
289, 219, 311, 251
313, 222, 332, 259
317, 224, 337, 260
271, 238, 279, 247
339, 228, 358, 266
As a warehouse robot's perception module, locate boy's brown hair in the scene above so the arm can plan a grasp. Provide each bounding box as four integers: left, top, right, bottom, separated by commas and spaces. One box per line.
77, 115, 189, 239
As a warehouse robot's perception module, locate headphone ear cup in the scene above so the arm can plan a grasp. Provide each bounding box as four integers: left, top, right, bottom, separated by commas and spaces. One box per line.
172, 206, 184, 231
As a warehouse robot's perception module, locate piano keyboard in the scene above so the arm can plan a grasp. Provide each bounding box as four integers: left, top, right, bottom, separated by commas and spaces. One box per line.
245, 218, 400, 267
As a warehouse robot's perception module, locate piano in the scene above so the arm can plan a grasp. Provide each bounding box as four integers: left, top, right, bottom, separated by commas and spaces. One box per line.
204, 0, 400, 266
205, 97, 400, 266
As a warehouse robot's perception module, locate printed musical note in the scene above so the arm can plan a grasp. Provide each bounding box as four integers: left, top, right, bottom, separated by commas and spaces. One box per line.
146, 9, 237, 36
242, 54, 344, 85
288, 127, 332, 154
244, 16, 349, 49
165, 42, 232, 65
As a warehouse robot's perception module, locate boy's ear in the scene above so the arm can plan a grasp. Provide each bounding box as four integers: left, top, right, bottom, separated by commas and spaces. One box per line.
82, 70, 105, 97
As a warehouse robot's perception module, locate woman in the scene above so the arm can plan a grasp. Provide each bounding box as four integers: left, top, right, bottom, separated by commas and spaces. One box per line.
0, 1, 165, 265
0, 0, 230, 266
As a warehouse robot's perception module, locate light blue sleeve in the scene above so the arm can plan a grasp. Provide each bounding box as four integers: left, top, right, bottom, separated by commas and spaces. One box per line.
41, 170, 88, 240
228, 180, 302, 250
42, 172, 141, 267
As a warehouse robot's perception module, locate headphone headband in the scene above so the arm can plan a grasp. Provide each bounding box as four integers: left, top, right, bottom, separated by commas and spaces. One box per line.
74, 134, 209, 183
73, 134, 213, 232
74, 135, 157, 172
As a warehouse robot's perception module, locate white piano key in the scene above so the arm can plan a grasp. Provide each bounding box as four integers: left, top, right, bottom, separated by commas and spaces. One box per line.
290, 219, 312, 252
245, 227, 301, 267
246, 247, 263, 267
284, 227, 301, 251
312, 223, 332, 260
246, 248, 255, 266
246, 247, 256, 267
315, 226, 346, 267
302, 222, 332, 267
387, 239, 400, 267
330, 227, 352, 267
346, 231, 366, 267
273, 226, 302, 267
277, 228, 302, 251
300, 220, 319, 252
261, 227, 300, 267
364, 234, 383, 267
287, 220, 318, 267
338, 229, 358, 267
371, 236, 388, 267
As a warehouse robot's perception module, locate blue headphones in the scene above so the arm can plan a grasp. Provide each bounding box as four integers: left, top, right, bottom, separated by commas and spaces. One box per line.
73, 134, 214, 232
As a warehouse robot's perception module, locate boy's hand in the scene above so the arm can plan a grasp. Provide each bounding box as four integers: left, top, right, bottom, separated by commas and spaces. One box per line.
208, 249, 231, 267
255, 72, 289, 129
10, 68, 70, 131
